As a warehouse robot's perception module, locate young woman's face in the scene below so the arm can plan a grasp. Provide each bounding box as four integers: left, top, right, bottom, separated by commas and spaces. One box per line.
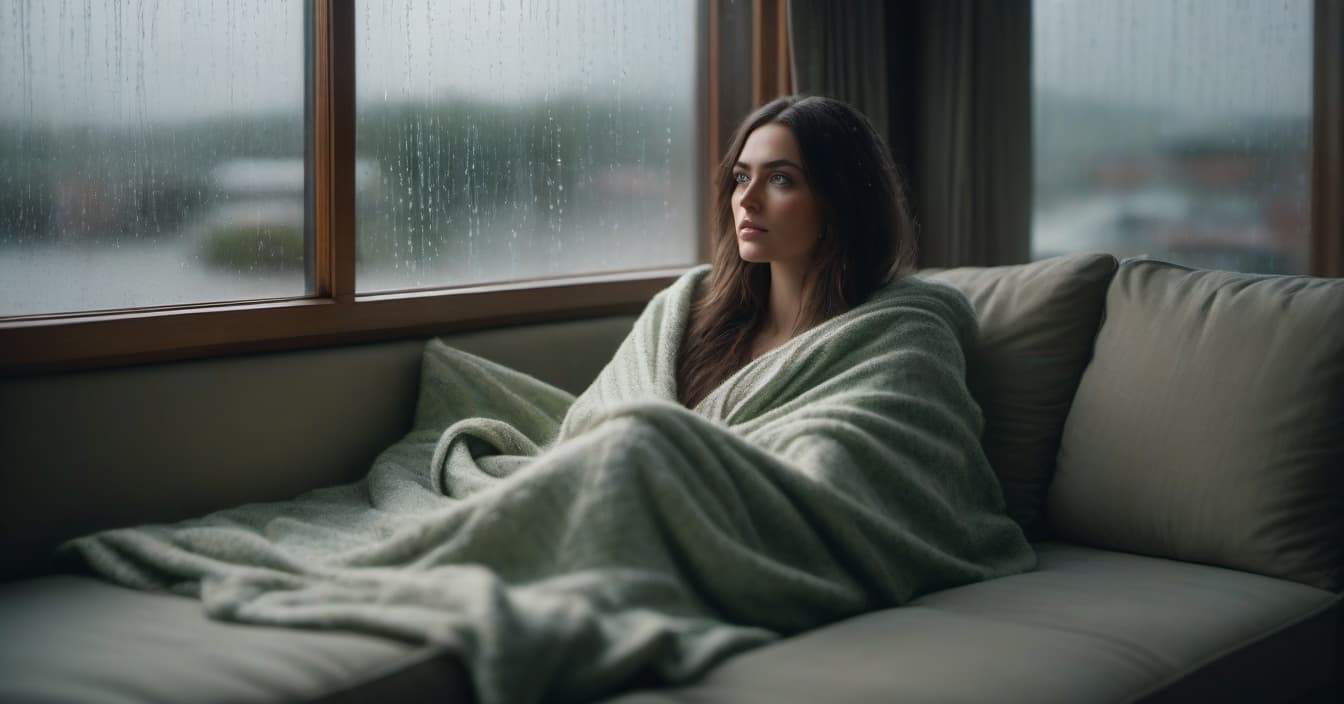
731, 123, 823, 270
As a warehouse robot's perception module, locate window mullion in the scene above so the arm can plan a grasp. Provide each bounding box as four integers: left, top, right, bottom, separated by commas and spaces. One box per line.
312, 0, 357, 302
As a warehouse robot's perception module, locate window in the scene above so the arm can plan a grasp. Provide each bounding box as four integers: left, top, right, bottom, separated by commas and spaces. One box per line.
356, 0, 698, 292
1032, 0, 1313, 274
1, 0, 716, 373
0, 0, 308, 316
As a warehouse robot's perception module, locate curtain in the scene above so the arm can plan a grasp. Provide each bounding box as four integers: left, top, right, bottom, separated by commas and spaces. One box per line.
787, 0, 1033, 268
786, 0, 890, 139
913, 0, 1032, 268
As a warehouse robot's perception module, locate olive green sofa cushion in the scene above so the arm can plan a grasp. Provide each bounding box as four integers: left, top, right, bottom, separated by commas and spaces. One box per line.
604, 542, 1340, 704
1050, 259, 1344, 591
921, 252, 1118, 533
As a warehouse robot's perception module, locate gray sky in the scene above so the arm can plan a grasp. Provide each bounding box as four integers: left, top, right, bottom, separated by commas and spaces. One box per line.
1, 0, 1309, 125
1034, 0, 1312, 118
0, 0, 694, 126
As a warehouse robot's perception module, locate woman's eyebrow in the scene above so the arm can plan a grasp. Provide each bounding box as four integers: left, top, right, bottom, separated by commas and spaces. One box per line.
734, 159, 805, 171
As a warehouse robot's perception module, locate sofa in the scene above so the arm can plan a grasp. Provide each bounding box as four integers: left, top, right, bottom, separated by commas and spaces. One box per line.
0, 252, 1340, 703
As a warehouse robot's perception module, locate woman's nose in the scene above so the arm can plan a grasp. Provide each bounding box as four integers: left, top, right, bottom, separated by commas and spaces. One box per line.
738, 182, 761, 211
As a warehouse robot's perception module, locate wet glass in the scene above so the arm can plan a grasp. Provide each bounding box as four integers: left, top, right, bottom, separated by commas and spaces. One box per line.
1032, 0, 1312, 274
0, 0, 307, 317
355, 0, 699, 292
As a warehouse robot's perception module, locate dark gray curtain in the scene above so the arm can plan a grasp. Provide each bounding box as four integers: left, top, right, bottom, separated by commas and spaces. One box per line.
787, 0, 1033, 268
913, 0, 1032, 267
786, 0, 889, 139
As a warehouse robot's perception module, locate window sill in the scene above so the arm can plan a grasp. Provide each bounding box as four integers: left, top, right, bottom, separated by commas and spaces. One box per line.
0, 267, 687, 376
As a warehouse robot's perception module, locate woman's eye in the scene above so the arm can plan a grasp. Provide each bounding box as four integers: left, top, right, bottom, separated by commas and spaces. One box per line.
733, 172, 749, 185
768, 173, 792, 186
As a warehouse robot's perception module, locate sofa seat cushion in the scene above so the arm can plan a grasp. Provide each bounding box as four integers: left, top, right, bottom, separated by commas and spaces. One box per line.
603, 542, 1340, 704
0, 576, 473, 704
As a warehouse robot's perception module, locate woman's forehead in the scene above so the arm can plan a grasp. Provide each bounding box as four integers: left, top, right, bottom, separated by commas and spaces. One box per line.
738, 124, 803, 166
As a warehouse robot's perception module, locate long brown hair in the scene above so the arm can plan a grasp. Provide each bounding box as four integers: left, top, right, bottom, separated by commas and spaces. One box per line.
676, 95, 918, 407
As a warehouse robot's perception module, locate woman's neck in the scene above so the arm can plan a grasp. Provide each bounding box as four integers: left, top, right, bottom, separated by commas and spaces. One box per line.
755, 263, 809, 355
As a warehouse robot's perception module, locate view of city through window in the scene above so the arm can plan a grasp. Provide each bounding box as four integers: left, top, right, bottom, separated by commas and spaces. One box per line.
354, 0, 698, 293
0, 0, 698, 316
1032, 0, 1312, 274
0, 0, 308, 316
2, 0, 1316, 319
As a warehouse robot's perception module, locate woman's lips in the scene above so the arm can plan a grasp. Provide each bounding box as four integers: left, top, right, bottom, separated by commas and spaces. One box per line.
738, 224, 767, 239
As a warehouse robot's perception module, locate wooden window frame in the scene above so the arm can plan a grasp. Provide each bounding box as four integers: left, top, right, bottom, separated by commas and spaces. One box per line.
1312, 0, 1344, 277
751, 0, 792, 108
0, 0, 722, 375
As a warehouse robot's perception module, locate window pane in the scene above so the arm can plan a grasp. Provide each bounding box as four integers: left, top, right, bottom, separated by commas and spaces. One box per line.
356, 0, 699, 292
0, 0, 307, 317
1032, 0, 1312, 274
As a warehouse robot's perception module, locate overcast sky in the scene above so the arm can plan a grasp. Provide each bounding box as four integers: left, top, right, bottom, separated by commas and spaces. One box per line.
0, 0, 1310, 125
0, 0, 694, 126
1034, 0, 1312, 118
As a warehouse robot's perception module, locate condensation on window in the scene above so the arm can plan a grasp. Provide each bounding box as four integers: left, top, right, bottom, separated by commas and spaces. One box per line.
1032, 0, 1312, 274
0, 0, 306, 317
355, 0, 699, 293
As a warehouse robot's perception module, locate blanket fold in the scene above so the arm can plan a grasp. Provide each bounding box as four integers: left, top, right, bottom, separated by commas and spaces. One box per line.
64, 265, 1034, 704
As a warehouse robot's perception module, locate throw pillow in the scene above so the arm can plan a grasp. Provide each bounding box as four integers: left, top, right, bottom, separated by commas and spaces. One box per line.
920, 252, 1118, 535
1049, 259, 1344, 591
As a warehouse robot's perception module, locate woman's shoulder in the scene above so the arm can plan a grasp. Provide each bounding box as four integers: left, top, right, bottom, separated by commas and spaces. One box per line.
622, 264, 711, 343
649, 264, 712, 308
870, 273, 974, 317
678, 264, 713, 295
861, 273, 978, 344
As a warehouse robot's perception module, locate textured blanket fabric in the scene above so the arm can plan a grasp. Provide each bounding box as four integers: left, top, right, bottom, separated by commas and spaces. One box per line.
65, 266, 1034, 704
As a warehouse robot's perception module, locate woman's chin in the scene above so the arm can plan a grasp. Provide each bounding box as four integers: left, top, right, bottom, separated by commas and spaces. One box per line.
736, 244, 770, 263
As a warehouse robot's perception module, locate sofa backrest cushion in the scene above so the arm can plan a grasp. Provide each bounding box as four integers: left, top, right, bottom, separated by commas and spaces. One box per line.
0, 315, 637, 581
919, 252, 1118, 535
1049, 259, 1344, 591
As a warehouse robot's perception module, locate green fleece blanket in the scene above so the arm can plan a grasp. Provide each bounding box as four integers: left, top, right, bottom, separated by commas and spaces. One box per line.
65, 266, 1034, 704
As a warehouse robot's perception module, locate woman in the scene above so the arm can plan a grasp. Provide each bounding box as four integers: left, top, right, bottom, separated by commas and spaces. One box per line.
679, 95, 917, 407
67, 96, 1033, 704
